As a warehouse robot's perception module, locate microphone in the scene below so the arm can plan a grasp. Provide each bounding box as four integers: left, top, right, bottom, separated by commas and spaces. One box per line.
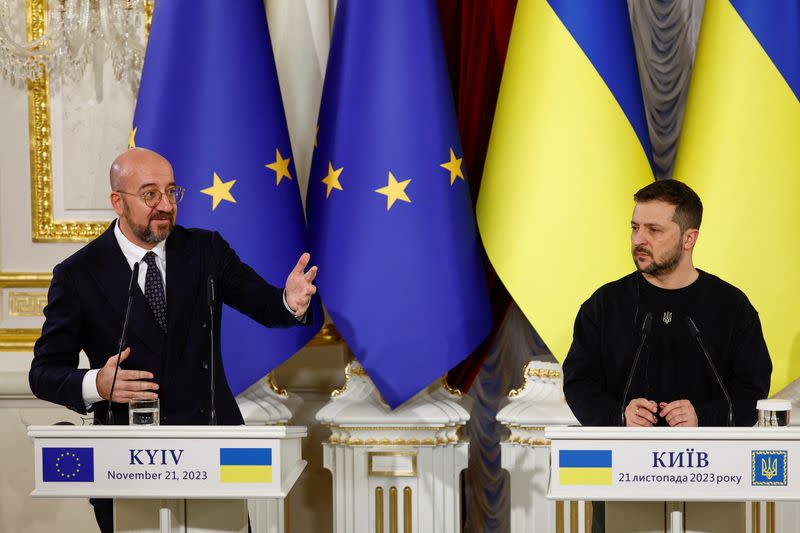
207, 276, 218, 425
106, 261, 139, 425
619, 312, 653, 426
686, 316, 734, 427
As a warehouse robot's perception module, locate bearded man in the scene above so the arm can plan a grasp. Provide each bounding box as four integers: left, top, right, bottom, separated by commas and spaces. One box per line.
29, 148, 317, 532
562, 179, 771, 428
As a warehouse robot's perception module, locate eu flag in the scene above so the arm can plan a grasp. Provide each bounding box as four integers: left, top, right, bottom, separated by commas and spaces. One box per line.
42, 447, 94, 482
307, 1, 493, 408
132, 0, 322, 395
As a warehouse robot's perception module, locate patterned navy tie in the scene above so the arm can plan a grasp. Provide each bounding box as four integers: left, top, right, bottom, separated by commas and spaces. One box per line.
142, 251, 167, 332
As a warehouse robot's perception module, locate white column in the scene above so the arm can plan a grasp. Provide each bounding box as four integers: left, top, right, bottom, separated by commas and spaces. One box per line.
317, 362, 470, 533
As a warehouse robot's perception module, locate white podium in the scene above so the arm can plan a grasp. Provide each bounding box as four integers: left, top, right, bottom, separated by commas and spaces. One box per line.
548, 426, 800, 532
28, 425, 307, 533
317, 362, 470, 533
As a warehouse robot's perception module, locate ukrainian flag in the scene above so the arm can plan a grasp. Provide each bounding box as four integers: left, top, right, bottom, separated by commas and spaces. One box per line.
477, 1, 653, 361
219, 448, 272, 483
673, 0, 799, 393
559, 450, 613, 486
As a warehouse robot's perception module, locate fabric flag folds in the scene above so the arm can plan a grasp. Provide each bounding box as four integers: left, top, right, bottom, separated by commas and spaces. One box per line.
477, 0, 654, 361
673, 0, 800, 393
131, 0, 322, 395
306, 0, 493, 408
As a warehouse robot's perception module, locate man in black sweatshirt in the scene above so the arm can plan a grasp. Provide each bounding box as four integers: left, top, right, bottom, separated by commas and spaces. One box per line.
563, 179, 771, 428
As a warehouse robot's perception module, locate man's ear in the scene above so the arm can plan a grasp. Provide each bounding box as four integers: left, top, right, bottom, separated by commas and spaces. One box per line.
110, 192, 124, 217
684, 228, 699, 250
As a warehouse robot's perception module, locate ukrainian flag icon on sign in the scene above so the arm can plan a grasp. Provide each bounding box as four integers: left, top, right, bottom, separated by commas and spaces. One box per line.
752, 451, 787, 486
220, 448, 272, 483
559, 450, 612, 485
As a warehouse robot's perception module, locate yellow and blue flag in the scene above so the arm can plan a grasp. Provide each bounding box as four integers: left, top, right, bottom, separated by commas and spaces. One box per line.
674, 0, 799, 394
42, 447, 94, 482
219, 447, 272, 483
132, 0, 322, 394
306, 1, 493, 408
477, 1, 654, 361
559, 449, 613, 485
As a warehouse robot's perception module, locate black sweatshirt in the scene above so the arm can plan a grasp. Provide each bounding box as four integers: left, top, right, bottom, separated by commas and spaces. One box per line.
563, 270, 772, 427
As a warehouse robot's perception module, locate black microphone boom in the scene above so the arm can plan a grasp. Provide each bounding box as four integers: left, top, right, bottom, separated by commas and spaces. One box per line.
686, 316, 735, 427
207, 276, 218, 425
106, 261, 139, 425
619, 312, 653, 426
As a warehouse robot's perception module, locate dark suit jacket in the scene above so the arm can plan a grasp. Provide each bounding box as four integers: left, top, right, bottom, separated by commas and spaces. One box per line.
30, 221, 306, 425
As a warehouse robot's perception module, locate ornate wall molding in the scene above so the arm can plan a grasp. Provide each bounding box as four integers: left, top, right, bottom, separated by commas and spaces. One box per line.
0, 272, 50, 351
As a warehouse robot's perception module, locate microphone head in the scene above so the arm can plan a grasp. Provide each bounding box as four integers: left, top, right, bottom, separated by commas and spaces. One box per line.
207, 275, 216, 303
128, 261, 140, 296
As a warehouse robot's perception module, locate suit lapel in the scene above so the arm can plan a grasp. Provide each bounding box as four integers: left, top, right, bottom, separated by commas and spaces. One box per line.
87, 222, 165, 356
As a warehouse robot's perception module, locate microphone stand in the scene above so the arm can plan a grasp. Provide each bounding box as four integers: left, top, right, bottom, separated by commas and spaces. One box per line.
107, 261, 139, 425
619, 312, 653, 426
207, 276, 218, 425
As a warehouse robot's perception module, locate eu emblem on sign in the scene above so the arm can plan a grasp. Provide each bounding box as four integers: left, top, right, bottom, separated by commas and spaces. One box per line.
751, 450, 787, 486
42, 447, 94, 482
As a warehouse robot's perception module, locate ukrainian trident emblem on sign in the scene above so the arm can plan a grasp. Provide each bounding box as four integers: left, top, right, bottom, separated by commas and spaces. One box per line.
752, 451, 787, 486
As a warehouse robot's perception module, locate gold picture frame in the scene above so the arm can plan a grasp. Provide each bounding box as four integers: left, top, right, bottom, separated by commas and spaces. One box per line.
26, 0, 114, 242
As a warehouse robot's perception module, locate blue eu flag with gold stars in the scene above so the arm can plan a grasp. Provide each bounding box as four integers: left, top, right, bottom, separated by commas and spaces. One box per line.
132, 0, 322, 395
42, 447, 94, 482
307, 1, 493, 408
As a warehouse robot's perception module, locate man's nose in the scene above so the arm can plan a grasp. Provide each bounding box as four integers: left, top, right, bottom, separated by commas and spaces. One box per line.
156, 192, 174, 211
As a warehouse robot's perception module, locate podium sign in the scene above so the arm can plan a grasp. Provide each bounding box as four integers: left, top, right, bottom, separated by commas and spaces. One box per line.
547, 426, 800, 502
29, 425, 307, 499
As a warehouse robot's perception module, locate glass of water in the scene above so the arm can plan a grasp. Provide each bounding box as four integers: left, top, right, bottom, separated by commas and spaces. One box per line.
129, 398, 160, 426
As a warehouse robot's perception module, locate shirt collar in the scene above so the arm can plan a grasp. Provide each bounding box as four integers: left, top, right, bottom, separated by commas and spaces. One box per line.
113, 219, 167, 267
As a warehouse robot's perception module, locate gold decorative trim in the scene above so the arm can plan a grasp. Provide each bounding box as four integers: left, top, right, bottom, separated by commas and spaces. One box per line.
0, 272, 52, 288
403, 487, 412, 533
8, 291, 48, 316
585, 501, 592, 532
0, 272, 51, 351
266, 372, 288, 397
767, 501, 775, 533
441, 374, 461, 397
570, 501, 578, 533
752, 502, 761, 533
375, 487, 384, 533
389, 486, 398, 533
369, 451, 417, 477
556, 501, 564, 533
307, 323, 344, 346
331, 361, 367, 397
0, 328, 41, 352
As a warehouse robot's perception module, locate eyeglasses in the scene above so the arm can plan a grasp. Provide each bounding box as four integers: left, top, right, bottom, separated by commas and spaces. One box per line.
116, 185, 185, 208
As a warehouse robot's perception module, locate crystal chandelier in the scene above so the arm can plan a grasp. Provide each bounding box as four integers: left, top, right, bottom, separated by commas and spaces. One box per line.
0, 0, 150, 89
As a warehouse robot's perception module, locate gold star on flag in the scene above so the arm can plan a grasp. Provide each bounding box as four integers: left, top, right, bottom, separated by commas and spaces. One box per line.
440, 148, 464, 185
128, 127, 137, 149
375, 172, 411, 210
265, 149, 293, 185
322, 162, 344, 198
200, 172, 237, 210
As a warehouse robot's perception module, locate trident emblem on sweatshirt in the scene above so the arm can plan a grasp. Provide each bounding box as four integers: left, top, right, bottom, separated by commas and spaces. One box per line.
663, 312, 673, 324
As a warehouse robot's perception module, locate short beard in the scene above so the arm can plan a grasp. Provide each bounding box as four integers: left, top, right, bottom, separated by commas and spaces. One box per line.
633, 241, 683, 277
122, 201, 174, 244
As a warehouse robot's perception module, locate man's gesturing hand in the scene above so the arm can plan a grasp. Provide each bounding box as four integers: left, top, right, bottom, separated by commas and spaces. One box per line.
96, 347, 159, 402
285, 252, 318, 317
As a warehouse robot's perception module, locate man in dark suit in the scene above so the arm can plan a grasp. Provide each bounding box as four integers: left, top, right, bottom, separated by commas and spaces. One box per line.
29, 148, 317, 532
